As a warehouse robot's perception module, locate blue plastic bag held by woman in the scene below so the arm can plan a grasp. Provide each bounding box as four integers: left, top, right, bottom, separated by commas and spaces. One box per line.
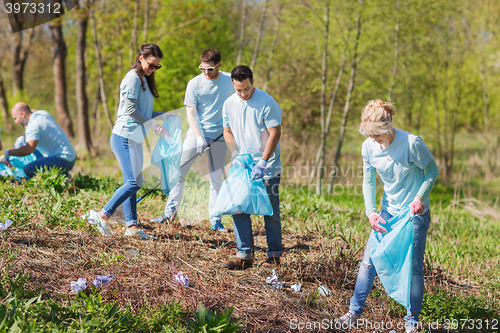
212, 154, 273, 217
150, 114, 183, 195
370, 206, 414, 308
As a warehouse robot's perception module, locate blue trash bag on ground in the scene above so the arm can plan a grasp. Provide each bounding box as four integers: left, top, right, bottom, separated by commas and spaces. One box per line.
370, 206, 414, 308
211, 153, 273, 217
0, 163, 13, 177
9, 151, 41, 179
150, 114, 183, 195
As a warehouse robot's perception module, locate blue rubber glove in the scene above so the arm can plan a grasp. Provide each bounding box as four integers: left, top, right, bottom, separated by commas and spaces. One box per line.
251, 158, 268, 181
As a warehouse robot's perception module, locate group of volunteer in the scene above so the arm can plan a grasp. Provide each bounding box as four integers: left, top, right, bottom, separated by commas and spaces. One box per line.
0, 45, 438, 333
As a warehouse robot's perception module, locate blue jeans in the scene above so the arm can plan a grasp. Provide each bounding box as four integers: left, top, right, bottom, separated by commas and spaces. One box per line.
24, 154, 75, 178
233, 175, 282, 260
102, 134, 143, 227
349, 209, 431, 328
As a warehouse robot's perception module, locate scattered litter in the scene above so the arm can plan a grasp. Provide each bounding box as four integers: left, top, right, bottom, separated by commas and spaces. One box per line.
265, 269, 284, 290
93, 274, 114, 286
70, 278, 87, 294
317, 285, 332, 296
125, 249, 139, 259
173, 271, 189, 287
0, 219, 13, 231
291, 283, 302, 292
83, 210, 97, 224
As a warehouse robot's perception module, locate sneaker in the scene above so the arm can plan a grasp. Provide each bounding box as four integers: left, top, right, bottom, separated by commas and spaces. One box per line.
261, 257, 281, 267
211, 220, 227, 232
124, 228, 155, 240
223, 257, 253, 270
335, 311, 360, 330
87, 210, 111, 236
150, 215, 169, 223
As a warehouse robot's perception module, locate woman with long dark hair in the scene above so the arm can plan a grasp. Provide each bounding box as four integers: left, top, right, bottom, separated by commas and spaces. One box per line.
89, 44, 174, 239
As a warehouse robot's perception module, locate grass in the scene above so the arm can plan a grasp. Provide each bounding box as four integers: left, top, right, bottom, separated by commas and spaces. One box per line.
0, 128, 499, 331
0, 165, 498, 332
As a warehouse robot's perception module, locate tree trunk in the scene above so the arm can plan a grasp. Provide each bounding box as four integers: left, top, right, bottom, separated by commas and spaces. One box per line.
12, 29, 34, 97
76, 4, 92, 154
310, 36, 348, 184
316, 0, 330, 195
0, 75, 11, 131
263, 5, 282, 92
90, 9, 114, 131
250, 0, 269, 70
328, 0, 363, 193
236, 0, 247, 65
92, 84, 102, 138
50, 9, 75, 138
144, 0, 149, 44
131, 0, 139, 56
387, 0, 400, 102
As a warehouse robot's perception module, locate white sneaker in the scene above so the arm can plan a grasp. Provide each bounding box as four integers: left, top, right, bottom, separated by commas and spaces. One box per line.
335, 311, 360, 330
86, 210, 111, 236
124, 228, 155, 240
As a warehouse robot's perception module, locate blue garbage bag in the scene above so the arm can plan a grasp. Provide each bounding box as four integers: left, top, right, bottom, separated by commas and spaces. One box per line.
0, 163, 13, 177
9, 151, 41, 179
370, 206, 414, 308
150, 114, 183, 195
212, 154, 273, 217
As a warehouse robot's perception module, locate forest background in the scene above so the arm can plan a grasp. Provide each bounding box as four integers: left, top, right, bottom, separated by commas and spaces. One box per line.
1, 0, 499, 197
0, 1, 499, 331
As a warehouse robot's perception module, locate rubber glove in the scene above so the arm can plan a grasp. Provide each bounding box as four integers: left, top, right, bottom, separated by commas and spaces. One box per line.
195, 135, 207, 155
231, 150, 243, 167
410, 196, 425, 215
251, 158, 268, 181
369, 212, 387, 233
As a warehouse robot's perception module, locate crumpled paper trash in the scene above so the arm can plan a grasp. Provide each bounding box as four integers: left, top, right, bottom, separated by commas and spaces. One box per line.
173, 271, 189, 287
317, 285, 332, 296
82, 210, 98, 224
265, 269, 284, 290
70, 278, 87, 294
291, 283, 302, 292
0, 219, 13, 231
93, 274, 114, 286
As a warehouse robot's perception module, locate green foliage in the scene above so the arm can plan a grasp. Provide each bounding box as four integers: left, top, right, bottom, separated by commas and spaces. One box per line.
147, 300, 189, 332
421, 291, 499, 328
28, 167, 68, 194
186, 303, 240, 333
72, 173, 120, 193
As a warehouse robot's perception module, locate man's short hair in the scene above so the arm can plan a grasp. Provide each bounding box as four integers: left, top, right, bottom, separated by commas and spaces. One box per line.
231, 65, 253, 83
200, 49, 221, 64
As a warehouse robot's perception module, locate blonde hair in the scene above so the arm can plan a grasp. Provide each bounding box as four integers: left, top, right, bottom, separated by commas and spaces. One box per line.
359, 99, 395, 136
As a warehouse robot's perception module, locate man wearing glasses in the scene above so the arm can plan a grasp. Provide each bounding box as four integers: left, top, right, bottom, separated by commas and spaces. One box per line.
151, 49, 234, 231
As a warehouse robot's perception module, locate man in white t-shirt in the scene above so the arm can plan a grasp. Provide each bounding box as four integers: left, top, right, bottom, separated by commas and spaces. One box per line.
0, 102, 76, 178
151, 49, 234, 231
221, 65, 283, 269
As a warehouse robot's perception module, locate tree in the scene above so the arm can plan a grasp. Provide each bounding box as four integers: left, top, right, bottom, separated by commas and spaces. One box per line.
75, 1, 93, 154
250, 0, 269, 70
50, 0, 74, 138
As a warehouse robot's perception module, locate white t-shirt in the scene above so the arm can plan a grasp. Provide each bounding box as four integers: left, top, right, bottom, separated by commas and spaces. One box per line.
222, 88, 282, 180
184, 71, 234, 140
113, 69, 155, 143
25, 110, 76, 162
362, 128, 435, 215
